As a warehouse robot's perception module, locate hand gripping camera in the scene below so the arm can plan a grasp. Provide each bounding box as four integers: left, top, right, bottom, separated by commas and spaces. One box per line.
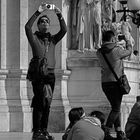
45, 4, 55, 10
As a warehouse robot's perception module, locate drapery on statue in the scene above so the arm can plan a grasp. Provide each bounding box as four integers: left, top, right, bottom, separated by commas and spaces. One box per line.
70, 0, 117, 51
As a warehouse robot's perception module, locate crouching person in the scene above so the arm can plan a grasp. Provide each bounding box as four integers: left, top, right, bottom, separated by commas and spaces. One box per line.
67, 110, 105, 140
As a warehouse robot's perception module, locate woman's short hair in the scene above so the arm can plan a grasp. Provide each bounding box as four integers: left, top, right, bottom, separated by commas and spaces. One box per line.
68, 107, 84, 124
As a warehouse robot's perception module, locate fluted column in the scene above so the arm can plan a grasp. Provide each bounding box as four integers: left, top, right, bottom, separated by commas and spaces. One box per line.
61, 0, 71, 128
0, 0, 9, 131
1, 0, 7, 69
47, 0, 71, 131
0, 0, 31, 132
19, 0, 32, 132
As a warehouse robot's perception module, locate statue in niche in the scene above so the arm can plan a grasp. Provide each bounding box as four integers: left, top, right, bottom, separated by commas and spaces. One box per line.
72, 0, 102, 51
101, 0, 117, 32
86, 0, 102, 51
70, 0, 79, 50
117, 16, 135, 60
69, 0, 137, 60
76, 0, 90, 52
70, 0, 116, 52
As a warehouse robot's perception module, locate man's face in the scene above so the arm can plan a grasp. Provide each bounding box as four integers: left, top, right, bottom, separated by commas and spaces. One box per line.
38, 17, 50, 32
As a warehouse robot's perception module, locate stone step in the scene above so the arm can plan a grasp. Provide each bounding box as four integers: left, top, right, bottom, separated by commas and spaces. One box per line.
0, 132, 63, 140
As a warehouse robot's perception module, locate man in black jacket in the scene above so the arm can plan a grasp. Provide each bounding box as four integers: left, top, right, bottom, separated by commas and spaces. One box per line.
25, 3, 67, 140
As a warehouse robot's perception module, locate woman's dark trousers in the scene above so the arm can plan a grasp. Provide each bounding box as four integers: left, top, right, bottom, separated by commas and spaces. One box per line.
102, 82, 123, 130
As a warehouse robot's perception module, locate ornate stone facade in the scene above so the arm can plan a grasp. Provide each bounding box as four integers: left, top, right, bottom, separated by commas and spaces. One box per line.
0, 0, 140, 132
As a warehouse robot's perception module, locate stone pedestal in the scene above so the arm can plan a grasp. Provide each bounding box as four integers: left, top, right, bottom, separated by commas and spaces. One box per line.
67, 50, 110, 117
67, 51, 140, 131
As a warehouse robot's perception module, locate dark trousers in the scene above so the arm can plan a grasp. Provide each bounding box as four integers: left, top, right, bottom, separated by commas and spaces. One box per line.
31, 73, 55, 132
102, 82, 123, 130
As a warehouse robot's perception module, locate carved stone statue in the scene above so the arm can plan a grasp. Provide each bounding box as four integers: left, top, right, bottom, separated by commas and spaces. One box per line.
70, 0, 117, 51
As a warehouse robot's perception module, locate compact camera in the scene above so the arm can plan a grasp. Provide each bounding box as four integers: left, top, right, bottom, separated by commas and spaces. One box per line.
45, 4, 55, 10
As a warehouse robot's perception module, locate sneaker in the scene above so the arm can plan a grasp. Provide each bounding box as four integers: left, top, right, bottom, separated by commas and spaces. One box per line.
32, 130, 46, 140
117, 131, 128, 140
42, 129, 54, 140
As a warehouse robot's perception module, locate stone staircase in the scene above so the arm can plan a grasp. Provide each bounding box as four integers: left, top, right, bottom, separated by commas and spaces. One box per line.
0, 132, 63, 140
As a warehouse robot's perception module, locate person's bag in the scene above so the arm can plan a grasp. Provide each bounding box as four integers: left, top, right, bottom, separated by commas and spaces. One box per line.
118, 74, 131, 95
27, 57, 49, 81
39, 57, 49, 77
27, 40, 50, 81
26, 57, 40, 81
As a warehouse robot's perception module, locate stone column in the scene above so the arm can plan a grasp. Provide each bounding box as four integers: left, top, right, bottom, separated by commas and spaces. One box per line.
0, 0, 31, 132
0, 0, 10, 131
19, 0, 32, 132
48, 0, 71, 131
61, 70, 71, 128
61, 0, 71, 129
